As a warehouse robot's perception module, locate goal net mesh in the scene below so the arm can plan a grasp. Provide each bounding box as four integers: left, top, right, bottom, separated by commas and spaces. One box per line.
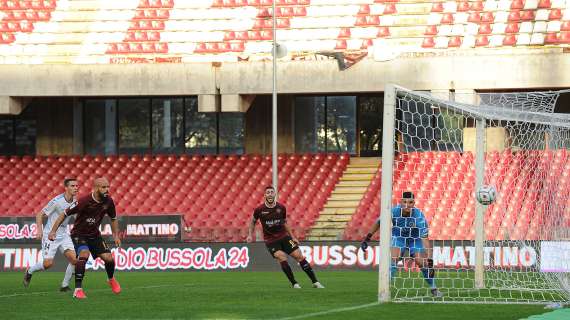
385, 87, 570, 304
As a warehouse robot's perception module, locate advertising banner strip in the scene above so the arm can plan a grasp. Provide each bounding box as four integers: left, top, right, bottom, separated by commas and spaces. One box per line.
0, 215, 182, 244
0, 241, 548, 272
540, 241, 570, 273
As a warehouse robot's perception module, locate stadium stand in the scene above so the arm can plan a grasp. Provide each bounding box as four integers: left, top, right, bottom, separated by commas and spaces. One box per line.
0, 0, 568, 63
0, 153, 349, 242
0, 0, 57, 44
344, 149, 570, 241
3, 150, 567, 242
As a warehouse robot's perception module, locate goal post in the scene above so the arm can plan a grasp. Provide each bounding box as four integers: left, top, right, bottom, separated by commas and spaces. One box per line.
378, 84, 570, 304
379, 84, 397, 302
475, 118, 485, 289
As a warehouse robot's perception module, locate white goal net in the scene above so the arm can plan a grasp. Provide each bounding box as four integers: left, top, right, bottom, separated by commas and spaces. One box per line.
377, 85, 570, 304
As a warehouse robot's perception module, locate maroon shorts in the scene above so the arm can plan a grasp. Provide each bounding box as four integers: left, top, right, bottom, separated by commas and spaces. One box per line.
265, 235, 298, 257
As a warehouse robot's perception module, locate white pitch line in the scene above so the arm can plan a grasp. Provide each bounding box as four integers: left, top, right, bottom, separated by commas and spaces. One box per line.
0, 291, 54, 298
0, 283, 196, 299
272, 302, 379, 320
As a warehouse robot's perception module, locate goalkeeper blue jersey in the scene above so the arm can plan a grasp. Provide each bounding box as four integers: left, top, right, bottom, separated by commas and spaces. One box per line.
377, 206, 429, 239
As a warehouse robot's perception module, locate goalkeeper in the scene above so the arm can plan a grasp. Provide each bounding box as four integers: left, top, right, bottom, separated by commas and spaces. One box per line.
361, 191, 442, 297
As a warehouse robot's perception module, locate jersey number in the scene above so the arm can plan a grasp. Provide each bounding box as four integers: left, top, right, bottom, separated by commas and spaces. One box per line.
43, 241, 51, 255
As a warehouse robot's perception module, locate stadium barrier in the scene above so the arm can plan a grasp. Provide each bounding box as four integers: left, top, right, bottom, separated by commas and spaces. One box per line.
1, 240, 564, 273
0, 215, 182, 244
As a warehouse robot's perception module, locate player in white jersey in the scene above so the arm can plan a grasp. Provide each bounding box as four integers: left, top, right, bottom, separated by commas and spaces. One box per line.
23, 178, 79, 292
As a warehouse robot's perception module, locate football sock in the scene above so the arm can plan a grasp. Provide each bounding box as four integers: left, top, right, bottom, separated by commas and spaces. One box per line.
421, 268, 435, 288
280, 261, 297, 285
28, 261, 44, 274
75, 257, 87, 289
299, 259, 318, 283
422, 258, 436, 288
105, 260, 115, 280
62, 263, 74, 287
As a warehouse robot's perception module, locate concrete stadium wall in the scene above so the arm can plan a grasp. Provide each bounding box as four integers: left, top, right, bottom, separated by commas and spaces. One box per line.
3, 51, 570, 155
1, 51, 569, 105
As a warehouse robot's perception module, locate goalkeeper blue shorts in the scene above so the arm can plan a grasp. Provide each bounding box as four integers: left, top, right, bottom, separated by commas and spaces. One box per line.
391, 236, 425, 257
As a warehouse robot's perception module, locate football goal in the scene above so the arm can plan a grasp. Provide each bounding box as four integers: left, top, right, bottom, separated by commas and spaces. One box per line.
377, 85, 570, 304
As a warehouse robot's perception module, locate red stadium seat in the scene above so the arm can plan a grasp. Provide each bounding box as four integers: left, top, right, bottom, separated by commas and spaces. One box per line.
431, 2, 443, 12
1, 151, 547, 242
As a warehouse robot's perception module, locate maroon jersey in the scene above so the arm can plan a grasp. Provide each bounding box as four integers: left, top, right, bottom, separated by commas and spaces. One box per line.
65, 193, 117, 237
253, 202, 288, 243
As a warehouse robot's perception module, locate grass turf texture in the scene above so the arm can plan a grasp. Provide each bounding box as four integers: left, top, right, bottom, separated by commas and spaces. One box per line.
0, 271, 552, 320
392, 271, 568, 303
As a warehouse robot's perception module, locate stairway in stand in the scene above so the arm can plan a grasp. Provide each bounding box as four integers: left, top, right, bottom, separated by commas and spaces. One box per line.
307, 157, 380, 241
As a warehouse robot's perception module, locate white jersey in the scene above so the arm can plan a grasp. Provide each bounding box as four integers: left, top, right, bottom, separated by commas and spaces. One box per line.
41, 193, 75, 238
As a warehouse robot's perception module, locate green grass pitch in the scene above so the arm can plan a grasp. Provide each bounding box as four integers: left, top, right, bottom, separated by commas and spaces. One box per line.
0, 271, 555, 320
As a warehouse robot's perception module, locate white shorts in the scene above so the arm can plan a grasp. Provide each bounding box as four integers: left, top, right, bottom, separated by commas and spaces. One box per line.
41, 234, 75, 259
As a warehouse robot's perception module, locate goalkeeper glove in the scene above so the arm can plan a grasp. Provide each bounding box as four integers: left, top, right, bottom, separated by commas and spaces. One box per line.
360, 233, 373, 251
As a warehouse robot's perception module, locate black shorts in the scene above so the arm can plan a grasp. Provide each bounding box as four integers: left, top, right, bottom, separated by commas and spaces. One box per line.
265, 235, 299, 257
72, 235, 111, 259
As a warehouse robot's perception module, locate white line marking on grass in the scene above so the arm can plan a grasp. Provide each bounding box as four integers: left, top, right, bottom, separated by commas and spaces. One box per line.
0, 283, 196, 299
0, 291, 54, 298
273, 302, 379, 320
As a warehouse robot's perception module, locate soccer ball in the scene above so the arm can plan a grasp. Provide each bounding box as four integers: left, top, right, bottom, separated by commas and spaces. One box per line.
475, 185, 497, 205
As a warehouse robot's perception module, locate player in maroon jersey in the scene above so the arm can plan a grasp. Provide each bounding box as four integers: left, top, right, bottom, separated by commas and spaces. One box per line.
48, 177, 121, 299
247, 186, 324, 289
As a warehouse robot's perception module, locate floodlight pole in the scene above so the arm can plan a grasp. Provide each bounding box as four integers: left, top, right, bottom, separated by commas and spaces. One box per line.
271, 0, 278, 194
